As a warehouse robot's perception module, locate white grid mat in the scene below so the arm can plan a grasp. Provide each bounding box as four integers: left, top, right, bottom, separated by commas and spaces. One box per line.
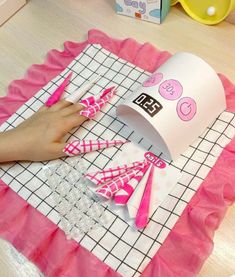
0, 44, 234, 277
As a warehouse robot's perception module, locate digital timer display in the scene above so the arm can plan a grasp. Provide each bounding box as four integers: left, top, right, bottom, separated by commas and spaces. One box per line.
133, 93, 162, 117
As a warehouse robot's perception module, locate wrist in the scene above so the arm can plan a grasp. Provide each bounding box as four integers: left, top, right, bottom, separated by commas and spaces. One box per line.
0, 129, 25, 162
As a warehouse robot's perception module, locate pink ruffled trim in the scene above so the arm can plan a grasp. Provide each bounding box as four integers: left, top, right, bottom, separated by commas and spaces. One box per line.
0, 29, 235, 276
0, 182, 120, 277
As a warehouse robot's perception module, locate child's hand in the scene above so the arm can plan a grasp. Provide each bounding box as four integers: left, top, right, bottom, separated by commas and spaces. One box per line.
0, 100, 87, 162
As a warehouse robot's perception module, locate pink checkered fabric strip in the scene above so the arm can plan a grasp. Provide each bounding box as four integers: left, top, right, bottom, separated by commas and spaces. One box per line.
79, 86, 115, 108
99, 86, 115, 98
63, 139, 127, 157
80, 96, 96, 107
80, 87, 117, 119
96, 168, 140, 199
63, 140, 82, 156
85, 161, 146, 186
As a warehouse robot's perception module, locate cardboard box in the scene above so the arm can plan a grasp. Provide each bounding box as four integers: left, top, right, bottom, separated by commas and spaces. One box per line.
0, 0, 26, 26
115, 0, 170, 24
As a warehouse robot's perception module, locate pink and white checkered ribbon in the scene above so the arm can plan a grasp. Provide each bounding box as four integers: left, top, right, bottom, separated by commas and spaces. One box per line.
80, 96, 96, 107
114, 162, 151, 205
80, 87, 117, 119
96, 168, 141, 199
85, 161, 145, 186
80, 86, 116, 108
63, 139, 127, 156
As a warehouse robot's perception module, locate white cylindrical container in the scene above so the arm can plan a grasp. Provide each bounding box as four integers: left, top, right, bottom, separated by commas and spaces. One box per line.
116, 52, 226, 161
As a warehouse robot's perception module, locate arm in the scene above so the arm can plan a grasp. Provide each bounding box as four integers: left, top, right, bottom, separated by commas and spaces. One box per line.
0, 130, 21, 162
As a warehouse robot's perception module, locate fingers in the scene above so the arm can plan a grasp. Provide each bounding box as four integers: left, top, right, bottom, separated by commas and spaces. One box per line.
60, 103, 84, 117
64, 113, 88, 130
49, 99, 72, 111
38, 105, 47, 112
44, 72, 100, 110
50, 142, 68, 158
42, 99, 82, 114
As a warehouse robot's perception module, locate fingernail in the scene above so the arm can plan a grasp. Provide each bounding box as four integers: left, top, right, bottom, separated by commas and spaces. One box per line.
65, 75, 100, 103
45, 72, 72, 107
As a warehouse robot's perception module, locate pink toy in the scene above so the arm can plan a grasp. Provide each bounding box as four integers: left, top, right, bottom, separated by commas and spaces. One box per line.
85, 161, 145, 186
114, 162, 150, 205
80, 86, 116, 107
45, 72, 72, 107
80, 96, 96, 107
80, 87, 117, 119
135, 164, 155, 229
63, 139, 127, 156
96, 168, 140, 199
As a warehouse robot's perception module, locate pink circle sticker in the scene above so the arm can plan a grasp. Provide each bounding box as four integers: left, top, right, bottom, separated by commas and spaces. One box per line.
159, 79, 183, 100
143, 72, 163, 87
177, 97, 197, 121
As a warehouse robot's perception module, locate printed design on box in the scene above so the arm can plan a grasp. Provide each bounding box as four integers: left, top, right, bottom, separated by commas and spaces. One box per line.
144, 152, 166, 168
116, 0, 162, 23
159, 79, 183, 100
133, 93, 163, 117
157, 77, 197, 121
176, 97, 197, 121
143, 72, 163, 87
124, 0, 147, 14
115, 3, 123, 12
139, 74, 197, 121
149, 9, 161, 18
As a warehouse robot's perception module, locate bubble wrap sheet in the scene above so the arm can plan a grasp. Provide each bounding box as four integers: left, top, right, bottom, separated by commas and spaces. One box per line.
44, 158, 107, 239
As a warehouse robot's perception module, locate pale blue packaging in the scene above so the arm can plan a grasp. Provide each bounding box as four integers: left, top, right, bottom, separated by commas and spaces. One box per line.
116, 0, 170, 24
